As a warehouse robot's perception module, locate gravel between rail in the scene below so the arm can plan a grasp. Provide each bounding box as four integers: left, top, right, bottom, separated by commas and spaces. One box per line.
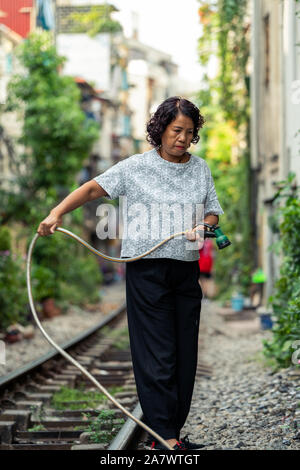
2, 281, 300, 451
179, 298, 300, 450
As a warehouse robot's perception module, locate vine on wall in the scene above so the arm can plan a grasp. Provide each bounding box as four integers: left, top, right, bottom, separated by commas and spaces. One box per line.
262, 173, 300, 368
196, 0, 253, 299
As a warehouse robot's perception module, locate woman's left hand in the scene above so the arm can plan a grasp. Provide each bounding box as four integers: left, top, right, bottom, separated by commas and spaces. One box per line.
185, 225, 205, 248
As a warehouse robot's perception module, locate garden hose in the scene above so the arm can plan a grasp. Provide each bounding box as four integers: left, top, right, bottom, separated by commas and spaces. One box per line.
26, 225, 215, 451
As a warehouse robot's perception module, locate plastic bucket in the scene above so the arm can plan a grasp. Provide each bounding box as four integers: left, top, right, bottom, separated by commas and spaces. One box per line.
260, 314, 273, 330
231, 295, 244, 312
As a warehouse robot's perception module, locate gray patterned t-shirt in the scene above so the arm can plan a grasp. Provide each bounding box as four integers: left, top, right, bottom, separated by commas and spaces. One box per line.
93, 148, 224, 261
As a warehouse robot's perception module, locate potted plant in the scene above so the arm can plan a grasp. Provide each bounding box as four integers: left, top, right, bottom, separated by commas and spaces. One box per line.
31, 265, 61, 318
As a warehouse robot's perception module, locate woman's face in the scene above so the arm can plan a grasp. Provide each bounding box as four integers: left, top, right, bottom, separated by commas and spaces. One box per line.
160, 113, 194, 156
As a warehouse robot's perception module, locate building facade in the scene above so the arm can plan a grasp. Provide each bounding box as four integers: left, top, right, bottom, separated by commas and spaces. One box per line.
0, 24, 22, 190
250, 0, 300, 306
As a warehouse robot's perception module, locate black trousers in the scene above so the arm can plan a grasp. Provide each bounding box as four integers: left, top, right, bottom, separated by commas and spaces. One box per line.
125, 257, 202, 441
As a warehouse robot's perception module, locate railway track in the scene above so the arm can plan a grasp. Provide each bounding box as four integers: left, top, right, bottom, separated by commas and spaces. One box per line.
0, 300, 212, 451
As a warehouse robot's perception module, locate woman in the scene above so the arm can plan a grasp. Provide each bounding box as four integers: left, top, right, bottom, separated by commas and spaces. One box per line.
37, 96, 224, 450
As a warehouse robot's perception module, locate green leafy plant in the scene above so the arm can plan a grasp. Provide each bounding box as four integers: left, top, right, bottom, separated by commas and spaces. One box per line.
52, 385, 106, 410
30, 264, 57, 302
0, 226, 28, 329
83, 409, 125, 444
58, 250, 103, 306
2, 31, 99, 226
29, 228, 103, 306
51, 385, 124, 410
196, 0, 253, 299
262, 172, 300, 368
0, 225, 11, 251
0, 32, 103, 327
0, 251, 28, 329
27, 424, 47, 432
28, 404, 46, 431
68, 4, 123, 37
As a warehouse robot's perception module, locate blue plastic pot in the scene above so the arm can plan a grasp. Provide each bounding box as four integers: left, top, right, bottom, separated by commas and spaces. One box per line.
260, 314, 273, 330
231, 294, 244, 312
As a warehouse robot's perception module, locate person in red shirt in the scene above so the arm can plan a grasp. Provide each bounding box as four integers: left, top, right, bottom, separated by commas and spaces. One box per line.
198, 238, 215, 299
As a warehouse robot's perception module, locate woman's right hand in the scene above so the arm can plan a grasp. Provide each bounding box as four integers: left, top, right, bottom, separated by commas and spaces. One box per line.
37, 211, 63, 236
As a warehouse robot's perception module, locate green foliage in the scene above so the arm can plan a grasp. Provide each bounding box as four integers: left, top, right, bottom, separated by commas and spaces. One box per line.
196, 0, 253, 299
1, 31, 99, 229
262, 173, 300, 368
83, 409, 125, 443
52, 385, 124, 410
28, 227, 103, 306
208, 151, 252, 298
27, 424, 47, 432
0, 225, 11, 251
69, 4, 123, 37
0, 32, 103, 328
0, 228, 28, 329
197, 2, 219, 65
0, 253, 28, 329
52, 385, 107, 410
4, 32, 99, 200
58, 251, 103, 305
30, 264, 57, 302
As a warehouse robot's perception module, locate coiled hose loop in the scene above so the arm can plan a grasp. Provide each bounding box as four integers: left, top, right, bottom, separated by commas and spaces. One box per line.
27, 226, 203, 450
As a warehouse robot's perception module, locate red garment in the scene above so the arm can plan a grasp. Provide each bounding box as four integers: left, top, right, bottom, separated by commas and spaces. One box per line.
198, 239, 214, 273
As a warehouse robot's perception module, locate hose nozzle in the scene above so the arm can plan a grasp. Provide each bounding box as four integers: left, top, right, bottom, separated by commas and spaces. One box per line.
213, 227, 231, 249
203, 224, 232, 249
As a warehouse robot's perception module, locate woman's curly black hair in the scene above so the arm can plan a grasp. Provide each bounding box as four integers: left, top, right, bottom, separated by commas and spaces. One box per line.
146, 96, 205, 148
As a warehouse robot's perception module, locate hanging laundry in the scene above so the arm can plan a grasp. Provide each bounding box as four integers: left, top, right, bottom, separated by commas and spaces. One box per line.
36, 0, 55, 31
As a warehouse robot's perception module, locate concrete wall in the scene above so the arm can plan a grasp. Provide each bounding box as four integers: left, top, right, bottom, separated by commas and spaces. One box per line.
250, 0, 300, 306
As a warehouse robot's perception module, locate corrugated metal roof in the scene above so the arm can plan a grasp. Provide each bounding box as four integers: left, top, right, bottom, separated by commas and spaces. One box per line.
0, 0, 34, 38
